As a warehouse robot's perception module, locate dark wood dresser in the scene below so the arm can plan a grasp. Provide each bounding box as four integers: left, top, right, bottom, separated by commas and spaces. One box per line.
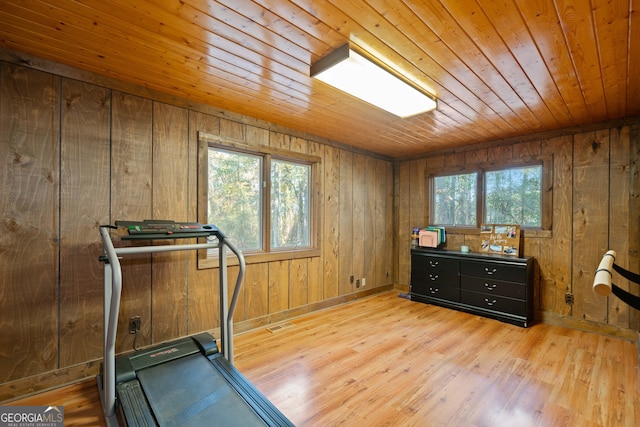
410, 248, 534, 327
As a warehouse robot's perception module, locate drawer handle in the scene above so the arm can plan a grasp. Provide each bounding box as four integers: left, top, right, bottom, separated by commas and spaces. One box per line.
484, 298, 497, 306
484, 283, 498, 291
429, 287, 439, 294
484, 267, 497, 275
429, 261, 439, 267
429, 274, 439, 281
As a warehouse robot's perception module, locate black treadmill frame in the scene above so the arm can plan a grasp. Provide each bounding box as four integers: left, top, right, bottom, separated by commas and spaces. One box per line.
97, 222, 251, 426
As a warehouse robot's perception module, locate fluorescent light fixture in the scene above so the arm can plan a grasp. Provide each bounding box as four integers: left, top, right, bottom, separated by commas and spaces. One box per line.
311, 44, 437, 118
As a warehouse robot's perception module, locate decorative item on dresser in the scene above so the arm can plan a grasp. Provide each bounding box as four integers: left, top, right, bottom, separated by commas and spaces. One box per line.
410, 248, 534, 327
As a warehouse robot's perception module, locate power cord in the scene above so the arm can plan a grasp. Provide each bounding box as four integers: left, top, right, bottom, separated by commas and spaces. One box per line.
133, 329, 140, 351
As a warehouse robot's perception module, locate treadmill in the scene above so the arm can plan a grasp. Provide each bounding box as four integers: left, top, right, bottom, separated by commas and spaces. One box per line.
97, 220, 294, 426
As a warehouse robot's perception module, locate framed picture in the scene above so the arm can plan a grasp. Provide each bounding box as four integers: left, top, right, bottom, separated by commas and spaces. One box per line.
479, 224, 520, 256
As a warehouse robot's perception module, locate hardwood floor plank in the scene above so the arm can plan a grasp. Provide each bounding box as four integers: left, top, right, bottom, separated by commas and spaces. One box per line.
234, 291, 640, 427
6, 379, 106, 427
8, 291, 639, 426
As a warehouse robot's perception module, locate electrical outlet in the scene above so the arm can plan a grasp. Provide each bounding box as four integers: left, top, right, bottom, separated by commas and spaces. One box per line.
356, 279, 360, 288
362, 277, 366, 287
350, 275, 354, 284
565, 293, 574, 306
129, 316, 141, 334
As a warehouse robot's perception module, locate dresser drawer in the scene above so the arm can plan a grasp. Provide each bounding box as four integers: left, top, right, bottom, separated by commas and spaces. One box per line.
461, 260, 526, 282
412, 282, 460, 302
412, 254, 459, 273
461, 276, 526, 300
411, 270, 459, 288
461, 290, 526, 316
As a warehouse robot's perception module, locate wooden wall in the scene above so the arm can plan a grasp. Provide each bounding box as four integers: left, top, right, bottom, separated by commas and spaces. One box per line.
0, 61, 394, 400
397, 125, 640, 336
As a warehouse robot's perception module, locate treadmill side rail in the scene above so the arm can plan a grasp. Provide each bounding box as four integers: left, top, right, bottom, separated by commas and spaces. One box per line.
117, 381, 158, 427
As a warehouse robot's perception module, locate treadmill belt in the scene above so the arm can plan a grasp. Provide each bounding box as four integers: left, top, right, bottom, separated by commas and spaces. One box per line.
137, 354, 268, 427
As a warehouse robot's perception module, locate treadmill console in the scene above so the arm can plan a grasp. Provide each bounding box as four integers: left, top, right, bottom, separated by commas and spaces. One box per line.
116, 219, 221, 240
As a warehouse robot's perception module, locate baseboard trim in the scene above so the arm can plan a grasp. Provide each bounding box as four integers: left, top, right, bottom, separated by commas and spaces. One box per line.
233, 284, 395, 334
537, 310, 639, 341
0, 360, 101, 404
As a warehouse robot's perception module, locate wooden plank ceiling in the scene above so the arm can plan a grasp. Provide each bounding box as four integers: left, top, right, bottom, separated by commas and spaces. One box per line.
1, 0, 638, 158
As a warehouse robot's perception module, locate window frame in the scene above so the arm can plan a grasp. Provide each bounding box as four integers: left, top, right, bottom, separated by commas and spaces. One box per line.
198, 132, 321, 268
428, 156, 552, 236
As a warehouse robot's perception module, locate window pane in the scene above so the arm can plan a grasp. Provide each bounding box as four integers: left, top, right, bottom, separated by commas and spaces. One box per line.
208, 148, 262, 249
433, 173, 477, 226
271, 159, 311, 248
485, 165, 541, 226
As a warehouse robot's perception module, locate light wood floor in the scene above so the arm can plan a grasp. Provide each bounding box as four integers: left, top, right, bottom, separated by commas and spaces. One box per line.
9, 291, 640, 426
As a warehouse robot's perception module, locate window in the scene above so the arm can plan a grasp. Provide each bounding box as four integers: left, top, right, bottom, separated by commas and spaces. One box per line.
484, 165, 541, 227
208, 148, 262, 250
199, 132, 319, 265
270, 159, 311, 249
433, 173, 477, 226
431, 162, 546, 230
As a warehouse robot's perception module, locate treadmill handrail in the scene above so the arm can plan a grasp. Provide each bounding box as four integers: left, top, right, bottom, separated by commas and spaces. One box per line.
99, 226, 121, 422
220, 236, 245, 362
99, 224, 246, 422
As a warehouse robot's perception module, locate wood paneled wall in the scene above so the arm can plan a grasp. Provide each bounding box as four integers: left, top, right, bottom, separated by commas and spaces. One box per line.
0, 61, 394, 400
397, 125, 640, 336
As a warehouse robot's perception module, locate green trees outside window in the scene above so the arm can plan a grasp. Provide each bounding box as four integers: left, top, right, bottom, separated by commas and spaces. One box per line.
208, 147, 311, 252
270, 159, 311, 248
432, 164, 542, 228
433, 173, 477, 226
485, 166, 541, 226
208, 148, 262, 249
